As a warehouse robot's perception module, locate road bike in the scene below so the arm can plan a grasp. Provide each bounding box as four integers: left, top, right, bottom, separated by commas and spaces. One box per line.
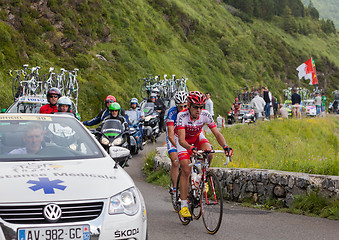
175, 149, 227, 235
64, 68, 79, 103
10, 64, 29, 99
20, 66, 42, 96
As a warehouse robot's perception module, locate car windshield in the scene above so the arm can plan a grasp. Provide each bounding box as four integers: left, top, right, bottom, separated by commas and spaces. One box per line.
304, 101, 315, 106
0, 115, 104, 161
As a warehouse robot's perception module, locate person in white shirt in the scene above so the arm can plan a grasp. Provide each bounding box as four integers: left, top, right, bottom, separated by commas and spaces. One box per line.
205, 92, 214, 119
250, 92, 265, 119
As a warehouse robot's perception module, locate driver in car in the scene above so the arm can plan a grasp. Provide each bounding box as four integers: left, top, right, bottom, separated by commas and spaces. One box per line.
9, 124, 43, 154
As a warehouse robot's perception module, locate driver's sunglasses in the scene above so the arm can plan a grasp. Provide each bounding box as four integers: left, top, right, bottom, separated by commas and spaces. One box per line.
192, 105, 204, 110
49, 95, 59, 98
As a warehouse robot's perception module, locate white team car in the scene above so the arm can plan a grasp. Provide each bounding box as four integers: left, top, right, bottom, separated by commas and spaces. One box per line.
0, 114, 147, 240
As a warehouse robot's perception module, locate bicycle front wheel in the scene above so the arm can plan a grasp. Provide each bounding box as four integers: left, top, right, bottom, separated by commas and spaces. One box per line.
201, 171, 223, 235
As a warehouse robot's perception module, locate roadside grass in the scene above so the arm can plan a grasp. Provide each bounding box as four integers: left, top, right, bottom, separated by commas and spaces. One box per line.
209, 116, 339, 176
142, 149, 170, 188
242, 191, 339, 220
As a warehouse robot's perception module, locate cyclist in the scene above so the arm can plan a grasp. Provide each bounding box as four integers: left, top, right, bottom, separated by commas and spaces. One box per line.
39, 88, 61, 114
83, 95, 125, 126
176, 91, 233, 218
166, 91, 188, 198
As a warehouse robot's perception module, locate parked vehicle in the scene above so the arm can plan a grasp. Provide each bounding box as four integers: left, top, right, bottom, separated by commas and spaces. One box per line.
0, 114, 147, 240
90, 119, 131, 167
302, 99, 317, 117
328, 100, 339, 114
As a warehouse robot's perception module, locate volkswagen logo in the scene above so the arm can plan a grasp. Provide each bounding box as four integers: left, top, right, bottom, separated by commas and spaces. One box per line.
43, 204, 62, 222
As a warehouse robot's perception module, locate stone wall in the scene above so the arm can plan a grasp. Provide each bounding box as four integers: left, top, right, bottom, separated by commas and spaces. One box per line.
154, 147, 339, 207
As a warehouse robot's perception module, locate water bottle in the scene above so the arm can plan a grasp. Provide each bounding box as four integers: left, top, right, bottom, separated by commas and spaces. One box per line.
191, 172, 198, 189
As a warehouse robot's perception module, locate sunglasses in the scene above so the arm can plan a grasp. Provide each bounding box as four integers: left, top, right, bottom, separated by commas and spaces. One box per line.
192, 105, 204, 109
49, 95, 59, 98
110, 110, 119, 112
177, 104, 188, 108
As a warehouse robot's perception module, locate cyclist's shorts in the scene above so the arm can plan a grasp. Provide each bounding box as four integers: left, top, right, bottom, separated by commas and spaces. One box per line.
166, 135, 177, 154
177, 132, 210, 161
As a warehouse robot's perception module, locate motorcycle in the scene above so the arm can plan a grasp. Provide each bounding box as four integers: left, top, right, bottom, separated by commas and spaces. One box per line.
141, 102, 161, 142
90, 119, 131, 167
126, 116, 145, 155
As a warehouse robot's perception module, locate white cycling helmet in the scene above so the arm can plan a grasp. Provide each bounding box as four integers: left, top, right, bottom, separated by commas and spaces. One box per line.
174, 91, 188, 104
58, 96, 72, 106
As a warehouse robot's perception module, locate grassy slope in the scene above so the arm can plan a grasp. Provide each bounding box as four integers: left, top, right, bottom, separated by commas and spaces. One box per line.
209, 116, 339, 176
0, 0, 338, 121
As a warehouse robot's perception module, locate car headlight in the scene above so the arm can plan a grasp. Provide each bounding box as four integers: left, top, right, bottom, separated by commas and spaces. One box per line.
112, 137, 123, 145
101, 136, 110, 146
109, 187, 139, 215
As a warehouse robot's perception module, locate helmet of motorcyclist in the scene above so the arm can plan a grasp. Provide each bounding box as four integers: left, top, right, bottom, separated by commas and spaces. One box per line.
57, 96, 72, 112
47, 87, 62, 98
130, 98, 139, 106
105, 95, 116, 105
174, 91, 188, 104
187, 91, 206, 105
109, 102, 121, 114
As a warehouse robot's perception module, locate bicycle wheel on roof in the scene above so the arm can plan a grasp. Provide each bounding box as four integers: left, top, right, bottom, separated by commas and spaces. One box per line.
201, 171, 223, 235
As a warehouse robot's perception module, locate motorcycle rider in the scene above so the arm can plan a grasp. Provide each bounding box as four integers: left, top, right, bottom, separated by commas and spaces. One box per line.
148, 88, 166, 132
103, 102, 129, 129
83, 95, 125, 126
166, 91, 188, 198
39, 88, 62, 114
125, 98, 144, 125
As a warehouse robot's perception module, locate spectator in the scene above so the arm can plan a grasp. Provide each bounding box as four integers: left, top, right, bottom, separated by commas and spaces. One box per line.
262, 87, 272, 120
205, 92, 214, 119
291, 88, 301, 119
278, 104, 289, 119
315, 92, 322, 116
321, 93, 326, 113
272, 97, 279, 118
250, 92, 265, 119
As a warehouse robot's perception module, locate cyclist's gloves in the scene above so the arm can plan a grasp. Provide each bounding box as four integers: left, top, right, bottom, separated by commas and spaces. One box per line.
188, 146, 198, 155
223, 145, 233, 157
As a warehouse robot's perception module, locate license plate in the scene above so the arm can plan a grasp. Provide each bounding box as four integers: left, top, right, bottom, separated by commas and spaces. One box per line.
18, 225, 90, 240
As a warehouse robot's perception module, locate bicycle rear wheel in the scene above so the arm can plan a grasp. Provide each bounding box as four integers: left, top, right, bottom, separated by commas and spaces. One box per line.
201, 171, 223, 235
12, 77, 22, 99
176, 170, 190, 225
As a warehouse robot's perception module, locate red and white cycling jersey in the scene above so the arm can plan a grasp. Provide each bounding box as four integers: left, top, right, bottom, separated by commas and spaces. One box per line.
176, 109, 216, 142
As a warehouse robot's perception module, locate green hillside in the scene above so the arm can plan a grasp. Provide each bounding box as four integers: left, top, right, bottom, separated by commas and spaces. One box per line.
0, 0, 338, 120
302, 0, 339, 28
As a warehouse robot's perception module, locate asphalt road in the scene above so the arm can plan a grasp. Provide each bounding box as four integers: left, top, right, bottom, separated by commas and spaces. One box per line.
125, 135, 339, 240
